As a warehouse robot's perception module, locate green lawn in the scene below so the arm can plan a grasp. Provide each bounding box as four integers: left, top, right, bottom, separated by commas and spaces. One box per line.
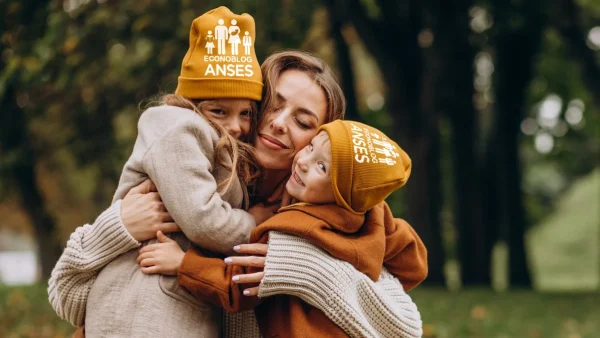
1, 283, 599, 338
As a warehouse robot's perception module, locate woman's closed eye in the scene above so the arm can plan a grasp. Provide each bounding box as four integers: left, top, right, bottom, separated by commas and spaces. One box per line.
296, 118, 311, 130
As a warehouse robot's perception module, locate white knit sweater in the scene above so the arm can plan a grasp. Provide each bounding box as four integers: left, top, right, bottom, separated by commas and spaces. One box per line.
48, 207, 423, 338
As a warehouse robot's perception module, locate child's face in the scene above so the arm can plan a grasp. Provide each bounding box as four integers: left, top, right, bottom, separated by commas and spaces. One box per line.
201, 99, 254, 139
285, 131, 336, 205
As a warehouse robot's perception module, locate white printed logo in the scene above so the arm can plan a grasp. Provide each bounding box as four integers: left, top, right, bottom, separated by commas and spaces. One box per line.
203, 18, 254, 77
350, 123, 399, 166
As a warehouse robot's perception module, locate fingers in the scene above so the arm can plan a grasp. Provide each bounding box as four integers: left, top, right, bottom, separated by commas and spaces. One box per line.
138, 243, 160, 254
160, 222, 180, 234
141, 266, 160, 274
241, 286, 259, 297
127, 179, 156, 195
139, 258, 156, 267
136, 252, 154, 264
160, 212, 175, 223
232, 243, 268, 256
224, 255, 266, 268
232, 271, 264, 284
157, 231, 173, 243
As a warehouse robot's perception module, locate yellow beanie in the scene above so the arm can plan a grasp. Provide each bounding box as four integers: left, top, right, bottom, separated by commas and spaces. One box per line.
319, 120, 412, 214
175, 6, 263, 100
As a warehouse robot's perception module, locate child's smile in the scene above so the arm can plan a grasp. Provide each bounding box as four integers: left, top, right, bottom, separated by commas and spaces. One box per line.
285, 131, 336, 205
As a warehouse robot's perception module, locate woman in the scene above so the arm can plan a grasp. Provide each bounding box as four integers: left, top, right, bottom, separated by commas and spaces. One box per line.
49, 51, 424, 337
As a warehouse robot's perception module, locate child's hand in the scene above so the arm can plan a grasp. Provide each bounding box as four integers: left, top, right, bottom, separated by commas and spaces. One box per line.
248, 203, 279, 225
136, 231, 184, 275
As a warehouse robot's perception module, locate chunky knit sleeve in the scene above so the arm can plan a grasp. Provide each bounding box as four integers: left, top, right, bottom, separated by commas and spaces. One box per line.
258, 231, 423, 338
47, 200, 140, 326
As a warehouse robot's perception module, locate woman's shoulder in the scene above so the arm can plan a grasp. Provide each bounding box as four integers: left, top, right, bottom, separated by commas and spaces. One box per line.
138, 105, 217, 139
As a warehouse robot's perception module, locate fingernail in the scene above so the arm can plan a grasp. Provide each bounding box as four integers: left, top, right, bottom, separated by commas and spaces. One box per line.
233, 245, 240, 251
243, 290, 250, 296
224, 258, 232, 264
232, 276, 239, 282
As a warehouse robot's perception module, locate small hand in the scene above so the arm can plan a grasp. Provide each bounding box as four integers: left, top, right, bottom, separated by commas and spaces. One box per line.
121, 179, 180, 242
137, 231, 185, 275
225, 243, 268, 296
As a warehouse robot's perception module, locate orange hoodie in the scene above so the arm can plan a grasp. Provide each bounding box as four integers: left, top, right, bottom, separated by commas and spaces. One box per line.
178, 201, 428, 337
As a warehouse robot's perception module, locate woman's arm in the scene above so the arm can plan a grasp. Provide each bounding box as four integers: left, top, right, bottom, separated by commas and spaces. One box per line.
47, 180, 178, 326
230, 232, 424, 338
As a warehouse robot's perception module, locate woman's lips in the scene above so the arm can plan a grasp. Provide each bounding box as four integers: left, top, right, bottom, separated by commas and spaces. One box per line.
259, 134, 288, 150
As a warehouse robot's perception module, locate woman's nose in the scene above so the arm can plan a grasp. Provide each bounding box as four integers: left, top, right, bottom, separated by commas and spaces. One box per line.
269, 109, 289, 134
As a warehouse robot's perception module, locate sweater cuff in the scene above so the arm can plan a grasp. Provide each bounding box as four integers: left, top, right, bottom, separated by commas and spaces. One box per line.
82, 200, 140, 255
258, 231, 347, 309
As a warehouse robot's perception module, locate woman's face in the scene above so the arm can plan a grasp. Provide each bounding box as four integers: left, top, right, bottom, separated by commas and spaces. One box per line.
255, 70, 328, 170
201, 99, 254, 140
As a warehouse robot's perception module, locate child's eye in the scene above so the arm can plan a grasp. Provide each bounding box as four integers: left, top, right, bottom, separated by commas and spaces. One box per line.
318, 162, 326, 172
210, 109, 226, 116
240, 110, 252, 119
308, 143, 313, 151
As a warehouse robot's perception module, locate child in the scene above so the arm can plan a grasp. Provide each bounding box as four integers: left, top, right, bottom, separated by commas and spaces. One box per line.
48, 7, 268, 337
141, 120, 428, 337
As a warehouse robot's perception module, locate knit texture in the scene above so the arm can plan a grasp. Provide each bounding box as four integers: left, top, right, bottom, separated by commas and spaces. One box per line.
176, 6, 263, 100
259, 231, 423, 338
47, 200, 140, 326
319, 120, 412, 214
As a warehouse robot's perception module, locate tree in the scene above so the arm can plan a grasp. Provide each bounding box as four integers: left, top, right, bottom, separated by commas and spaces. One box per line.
332, 0, 446, 285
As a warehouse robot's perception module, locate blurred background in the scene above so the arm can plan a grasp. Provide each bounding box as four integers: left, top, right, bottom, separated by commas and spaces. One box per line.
1, 0, 599, 337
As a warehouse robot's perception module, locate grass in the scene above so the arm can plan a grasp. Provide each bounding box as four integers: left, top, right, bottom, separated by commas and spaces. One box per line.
1, 283, 599, 338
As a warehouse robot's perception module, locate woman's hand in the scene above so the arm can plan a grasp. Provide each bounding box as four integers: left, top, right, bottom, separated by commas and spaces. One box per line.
225, 243, 268, 296
248, 203, 279, 225
136, 231, 185, 275
121, 179, 180, 242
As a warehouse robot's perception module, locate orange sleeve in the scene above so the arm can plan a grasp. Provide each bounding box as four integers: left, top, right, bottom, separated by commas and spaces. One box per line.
177, 246, 261, 313
382, 203, 428, 291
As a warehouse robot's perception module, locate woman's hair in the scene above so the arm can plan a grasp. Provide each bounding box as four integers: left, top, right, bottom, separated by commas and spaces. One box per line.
260, 50, 346, 125
159, 94, 262, 194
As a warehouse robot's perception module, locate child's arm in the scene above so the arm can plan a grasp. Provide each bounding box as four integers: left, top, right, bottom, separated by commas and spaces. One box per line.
380, 202, 428, 291
139, 110, 255, 254
137, 234, 262, 313
48, 200, 140, 326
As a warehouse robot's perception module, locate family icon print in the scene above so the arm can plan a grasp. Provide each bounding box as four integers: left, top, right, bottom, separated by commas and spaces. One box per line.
206, 19, 252, 56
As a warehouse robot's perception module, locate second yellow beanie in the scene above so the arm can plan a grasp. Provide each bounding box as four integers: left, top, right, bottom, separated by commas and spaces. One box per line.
175, 6, 263, 100
319, 120, 412, 214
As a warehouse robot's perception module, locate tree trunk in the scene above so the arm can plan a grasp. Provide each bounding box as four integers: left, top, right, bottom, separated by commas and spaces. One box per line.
489, 0, 546, 288
434, 0, 491, 286
325, 1, 361, 122
0, 85, 62, 279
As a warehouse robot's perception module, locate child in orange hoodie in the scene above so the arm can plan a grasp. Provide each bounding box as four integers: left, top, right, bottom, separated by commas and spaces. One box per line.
140, 120, 427, 337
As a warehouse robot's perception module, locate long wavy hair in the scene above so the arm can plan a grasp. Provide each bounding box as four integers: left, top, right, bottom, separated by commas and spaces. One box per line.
159, 94, 262, 194
259, 51, 346, 126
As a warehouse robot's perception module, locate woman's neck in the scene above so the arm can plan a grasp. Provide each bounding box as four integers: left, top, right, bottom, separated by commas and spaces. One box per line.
255, 168, 290, 201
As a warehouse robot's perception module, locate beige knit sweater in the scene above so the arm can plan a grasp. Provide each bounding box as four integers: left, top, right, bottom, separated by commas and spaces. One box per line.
49, 207, 423, 338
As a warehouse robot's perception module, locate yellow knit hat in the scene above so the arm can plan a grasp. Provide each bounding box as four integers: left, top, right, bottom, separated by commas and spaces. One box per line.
318, 120, 412, 214
175, 6, 263, 100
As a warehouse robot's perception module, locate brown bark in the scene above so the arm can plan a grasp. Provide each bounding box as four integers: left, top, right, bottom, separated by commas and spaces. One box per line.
336, 0, 447, 285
